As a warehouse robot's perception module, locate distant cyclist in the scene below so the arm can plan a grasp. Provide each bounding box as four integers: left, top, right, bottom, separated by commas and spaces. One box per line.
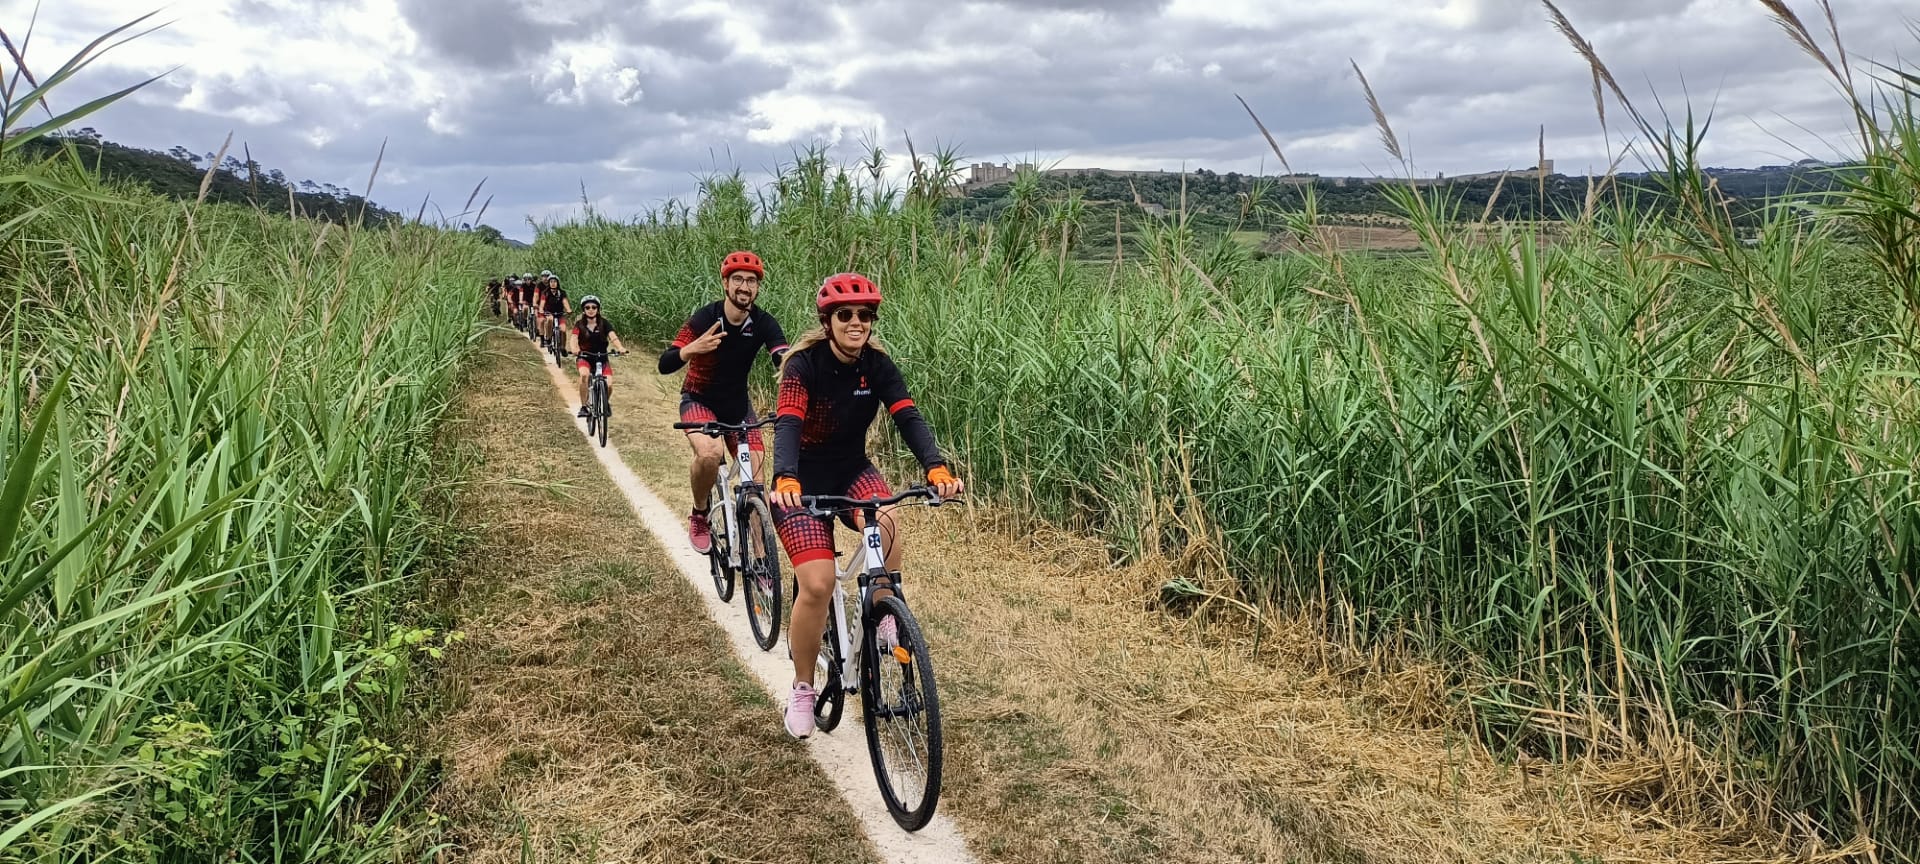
540, 273, 571, 349
486, 277, 503, 315
659, 251, 789, 553
520, 274, 541, 339
768, 272, 963, 738
570, 295, 629, 415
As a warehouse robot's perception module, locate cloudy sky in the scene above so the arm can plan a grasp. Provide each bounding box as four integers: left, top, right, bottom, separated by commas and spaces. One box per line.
13, 0, 1914, 241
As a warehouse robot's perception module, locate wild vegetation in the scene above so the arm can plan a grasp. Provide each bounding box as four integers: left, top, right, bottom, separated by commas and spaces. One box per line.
532, 6, 1920, 859
1, 21, 501, 861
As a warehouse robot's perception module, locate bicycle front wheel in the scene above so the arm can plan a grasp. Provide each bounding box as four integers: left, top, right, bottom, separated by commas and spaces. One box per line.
740, 494, 783, 651
862, 595, 943, 831
708, 483, 735, 601
594, 380, 609, 448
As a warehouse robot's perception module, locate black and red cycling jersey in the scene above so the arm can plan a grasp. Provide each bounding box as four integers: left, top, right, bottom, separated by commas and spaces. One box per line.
772, 341, 943, 490
543, 285, 568, 314
658, 301, 789, 421
572, 315, 616, 354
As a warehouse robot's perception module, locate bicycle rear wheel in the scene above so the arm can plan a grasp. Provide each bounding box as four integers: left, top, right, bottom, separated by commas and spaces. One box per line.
862, 595, 943, 831
740, 494, 783, 651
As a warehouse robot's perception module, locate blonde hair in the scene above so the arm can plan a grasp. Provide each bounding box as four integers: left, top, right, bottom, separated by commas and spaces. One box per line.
780, 317, 887, 375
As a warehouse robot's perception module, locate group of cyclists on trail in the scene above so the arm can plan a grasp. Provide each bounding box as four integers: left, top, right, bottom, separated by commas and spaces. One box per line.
492, 271, 632, 414
487, 253, 965, 745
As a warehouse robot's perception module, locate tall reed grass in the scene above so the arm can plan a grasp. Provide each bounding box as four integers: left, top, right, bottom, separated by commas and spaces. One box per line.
533, 13, 1920, 857
2, 23, 500, 859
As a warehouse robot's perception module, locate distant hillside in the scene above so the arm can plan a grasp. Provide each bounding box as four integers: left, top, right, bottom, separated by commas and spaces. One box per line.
20, 129, 408, 229
940, 161, 1851, 254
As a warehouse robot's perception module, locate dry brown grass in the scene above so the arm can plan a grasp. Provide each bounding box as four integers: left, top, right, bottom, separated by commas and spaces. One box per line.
426, 332, 876, 864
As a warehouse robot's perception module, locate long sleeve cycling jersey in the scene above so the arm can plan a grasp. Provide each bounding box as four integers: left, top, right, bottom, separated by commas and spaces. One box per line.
658, 301, 788, 421
772, 341, 943, 488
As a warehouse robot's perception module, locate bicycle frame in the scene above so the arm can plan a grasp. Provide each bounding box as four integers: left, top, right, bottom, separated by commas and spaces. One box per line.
823, 509, 892, 698
712, 435, 762, 569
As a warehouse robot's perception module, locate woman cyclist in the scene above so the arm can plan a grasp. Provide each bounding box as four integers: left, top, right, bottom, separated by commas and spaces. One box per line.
768, 272, 963, 739
569, 295, 628, 414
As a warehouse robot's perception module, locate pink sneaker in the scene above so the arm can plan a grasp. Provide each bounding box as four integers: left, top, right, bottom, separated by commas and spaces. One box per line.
688, 511, 712, 554
875, 616, 899, 652
785, 682, 816, 738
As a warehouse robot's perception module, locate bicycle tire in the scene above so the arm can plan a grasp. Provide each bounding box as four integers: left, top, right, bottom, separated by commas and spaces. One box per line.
709, 481, 735, 601
594, 379, 609, 448
815, 596, 846, 732
862, 594, 943, 831
740, 494, 783, 651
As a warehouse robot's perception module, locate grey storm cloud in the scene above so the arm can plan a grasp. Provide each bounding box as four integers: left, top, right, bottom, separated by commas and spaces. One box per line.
31, 0, 1920, 241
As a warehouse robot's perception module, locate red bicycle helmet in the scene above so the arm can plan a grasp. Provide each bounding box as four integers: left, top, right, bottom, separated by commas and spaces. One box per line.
720, 250, 764, 278
816, 272, 882, 312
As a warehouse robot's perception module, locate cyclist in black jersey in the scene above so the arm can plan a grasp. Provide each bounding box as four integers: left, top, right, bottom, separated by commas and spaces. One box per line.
569, 295, 627, 413
659, 250, 790, 553
768, 271, 963, 738
540, 274, 570, 348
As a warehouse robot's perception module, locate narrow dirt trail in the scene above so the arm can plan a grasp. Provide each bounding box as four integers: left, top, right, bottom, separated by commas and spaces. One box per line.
428, 333, 881, 863
517, 335, 979, 864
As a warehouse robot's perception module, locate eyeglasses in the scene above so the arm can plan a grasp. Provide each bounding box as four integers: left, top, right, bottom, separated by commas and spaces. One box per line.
583, 304, 600, 310
726, 274, 762, 286
832, 307, 877, 324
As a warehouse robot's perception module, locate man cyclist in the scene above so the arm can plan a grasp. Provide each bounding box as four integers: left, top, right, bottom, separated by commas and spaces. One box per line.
659, 250, 789, 553
570, 295, 629, 414
768, 272, 963, 738
540, 273, 570, 350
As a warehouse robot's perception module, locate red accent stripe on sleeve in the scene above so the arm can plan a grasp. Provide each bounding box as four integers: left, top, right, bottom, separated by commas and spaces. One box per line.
768, 343, 790, 355
888, 399, 915, 415
777, 406, 806, 419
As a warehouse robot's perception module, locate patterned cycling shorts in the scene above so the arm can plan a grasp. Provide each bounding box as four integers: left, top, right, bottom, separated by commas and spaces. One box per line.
577, 357, 613, 378
679, 395, 764, 452
774, 463, 891, 566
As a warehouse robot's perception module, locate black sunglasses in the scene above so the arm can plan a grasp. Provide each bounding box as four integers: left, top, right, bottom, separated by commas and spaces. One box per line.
832, 307, 877, 324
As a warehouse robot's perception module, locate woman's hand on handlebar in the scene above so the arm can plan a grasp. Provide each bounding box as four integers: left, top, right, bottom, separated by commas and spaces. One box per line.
927, 465, 965, 500
772, 476, 803, 509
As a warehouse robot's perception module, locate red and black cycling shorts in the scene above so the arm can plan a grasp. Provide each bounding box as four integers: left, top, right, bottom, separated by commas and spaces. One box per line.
774, 463, 891, 566
577, 356, 612, 378
679, 395, 763, 453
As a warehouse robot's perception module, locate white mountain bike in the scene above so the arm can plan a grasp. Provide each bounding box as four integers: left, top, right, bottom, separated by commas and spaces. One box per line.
672, 416, 783, 650
801, 486, 952, 831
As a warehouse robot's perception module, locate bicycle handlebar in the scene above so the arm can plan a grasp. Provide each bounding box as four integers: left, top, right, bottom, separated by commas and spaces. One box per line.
673, 416, 775, 434
800, 486, 955, 517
